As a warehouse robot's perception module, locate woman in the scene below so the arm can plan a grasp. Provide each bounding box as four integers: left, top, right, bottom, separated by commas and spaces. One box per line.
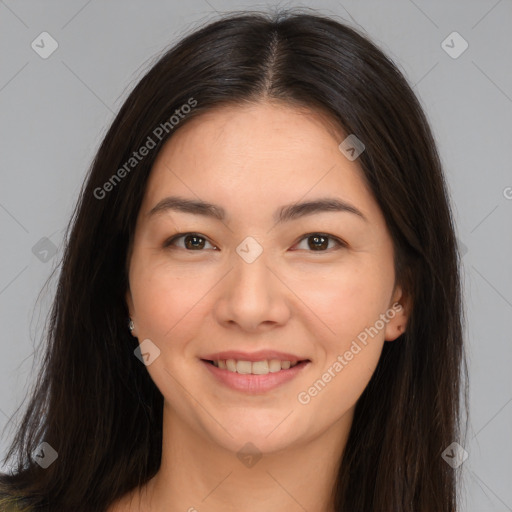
0, 9, 468, 511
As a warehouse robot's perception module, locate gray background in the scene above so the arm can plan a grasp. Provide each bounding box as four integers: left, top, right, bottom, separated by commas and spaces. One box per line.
0, 1, 511, 510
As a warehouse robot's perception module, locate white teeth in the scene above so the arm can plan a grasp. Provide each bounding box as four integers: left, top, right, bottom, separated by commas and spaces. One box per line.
252, 360, 269, 375
268, 359, 282, 373
212, 358, 300, 375
236, 360, 252, 374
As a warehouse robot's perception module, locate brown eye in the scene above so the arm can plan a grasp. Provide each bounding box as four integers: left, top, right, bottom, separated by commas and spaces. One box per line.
163, 232, 344, 252
293, 233, 346, 252
164, 233, 217, 251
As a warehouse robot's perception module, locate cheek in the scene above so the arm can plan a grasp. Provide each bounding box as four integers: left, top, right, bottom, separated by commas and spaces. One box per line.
289, 258, 394, 348
293, 260, 394, 420
295, 267, 390, 423
297, 341, 382, 433
129, 257, 217, 346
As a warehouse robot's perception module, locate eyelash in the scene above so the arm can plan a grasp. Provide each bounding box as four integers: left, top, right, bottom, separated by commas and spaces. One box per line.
163, 232, 347, 252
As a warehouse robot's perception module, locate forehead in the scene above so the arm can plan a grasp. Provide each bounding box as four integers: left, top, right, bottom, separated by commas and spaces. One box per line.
138, 101, 382, 227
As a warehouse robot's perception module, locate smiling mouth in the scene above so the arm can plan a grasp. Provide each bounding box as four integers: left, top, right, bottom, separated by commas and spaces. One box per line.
202, 359, 310, 375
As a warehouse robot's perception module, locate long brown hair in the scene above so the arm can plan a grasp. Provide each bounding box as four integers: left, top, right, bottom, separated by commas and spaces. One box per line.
0, 9, 468, 511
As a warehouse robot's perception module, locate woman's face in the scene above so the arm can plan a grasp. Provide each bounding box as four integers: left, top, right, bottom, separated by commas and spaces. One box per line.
126, 101, 408, 454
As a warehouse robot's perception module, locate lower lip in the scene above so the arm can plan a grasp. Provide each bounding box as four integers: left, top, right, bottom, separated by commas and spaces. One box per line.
201, 359, 310, 393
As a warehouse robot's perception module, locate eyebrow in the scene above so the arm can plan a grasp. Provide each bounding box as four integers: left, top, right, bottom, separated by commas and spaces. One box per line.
147, 195, 368, 224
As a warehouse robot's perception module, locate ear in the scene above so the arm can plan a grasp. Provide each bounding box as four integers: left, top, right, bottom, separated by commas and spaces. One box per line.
384, 284, 411, 342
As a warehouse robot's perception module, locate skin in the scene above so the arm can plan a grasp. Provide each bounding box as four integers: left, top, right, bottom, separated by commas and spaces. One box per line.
113, 100, 410, 512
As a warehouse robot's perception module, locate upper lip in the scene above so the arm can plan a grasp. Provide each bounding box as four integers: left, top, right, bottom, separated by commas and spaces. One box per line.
201, 350, 309, 363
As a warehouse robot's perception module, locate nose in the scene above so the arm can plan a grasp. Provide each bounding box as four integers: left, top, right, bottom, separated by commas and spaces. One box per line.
214, 251, 291, 332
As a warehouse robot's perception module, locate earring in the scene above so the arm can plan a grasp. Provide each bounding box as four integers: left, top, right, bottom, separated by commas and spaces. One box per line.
128, 319, 134, 332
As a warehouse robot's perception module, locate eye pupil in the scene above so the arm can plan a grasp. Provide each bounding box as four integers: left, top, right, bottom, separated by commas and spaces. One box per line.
309, 235, 328, 251
185, 235, 205, 250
